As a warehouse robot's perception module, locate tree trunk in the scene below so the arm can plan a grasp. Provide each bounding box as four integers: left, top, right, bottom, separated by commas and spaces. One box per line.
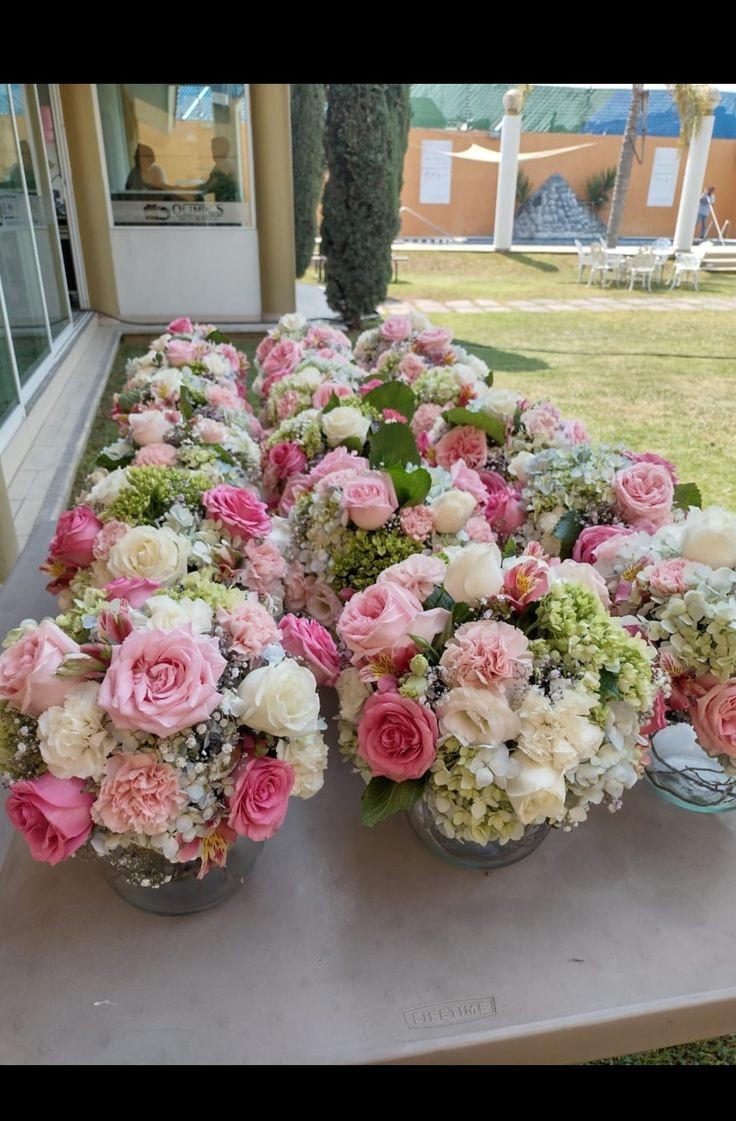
606, 84, 645, 248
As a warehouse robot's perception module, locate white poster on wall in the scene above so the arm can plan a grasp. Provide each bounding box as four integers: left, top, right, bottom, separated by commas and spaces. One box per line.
420, 139, 453, 204
647, 148, 680, 207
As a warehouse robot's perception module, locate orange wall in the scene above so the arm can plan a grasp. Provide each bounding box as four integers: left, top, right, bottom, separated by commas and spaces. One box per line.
401, 127, 736, 239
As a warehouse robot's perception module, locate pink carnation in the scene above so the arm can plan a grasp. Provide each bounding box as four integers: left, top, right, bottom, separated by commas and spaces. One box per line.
614, 462, 674, 529
0, 620, 79, 716
93, 753, 186, 836
206, 384, 241, 410
377, 554, 445, 601
357, 692, 438, 781
399, 505, 434, 541
227, 756, 294, 841
192, 416, 229, 445
215, 343, 244, 373
648, 558, 689, 598
435, 426, 488, 471
6, 773, 93, 864
440, 619, 531, 690
466, 516, 495, 543
242, 539, 287, 594
203, 485, 271, 540
218, 600, 281, 661
280, 614, 340, 686
134, 442, 178, 467
411, 403, 442, 435
98, 627, 225, 737
276, 390, 301, 420
398, 353, 427, 384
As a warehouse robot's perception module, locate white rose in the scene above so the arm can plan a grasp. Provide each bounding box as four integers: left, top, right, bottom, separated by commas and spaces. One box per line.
128, 410, 175, 447
321, 406, 370, 448
438, 686, 521, 746
201, 353, 233, 379
290, 366, 323, 391
336, 667, 372, 725
480, 388, 524, 419
145, 595, 213, 633
150, 369, 182, 402
37, 682, 117, 781
280, 312, 307, 335
238, 658, 320, 737
551, 560, 611, 608
107, 526, 190, 587
506, 753, 567, 824
87, 468, 130, 508
409, 309, 430, 330
444, 543, 504, 604
516, 686, 603, 773
431, 489, 476, 534
681, 506, 736, 569
507, 451, 536, 484
276, 732, 328, 798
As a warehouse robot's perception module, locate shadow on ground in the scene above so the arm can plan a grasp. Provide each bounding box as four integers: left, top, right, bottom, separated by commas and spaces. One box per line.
456, 338, 550, 373
499, 253, 560, 274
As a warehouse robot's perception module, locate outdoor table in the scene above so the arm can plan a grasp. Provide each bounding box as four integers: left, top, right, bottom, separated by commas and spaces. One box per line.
1, 526, 736, 1065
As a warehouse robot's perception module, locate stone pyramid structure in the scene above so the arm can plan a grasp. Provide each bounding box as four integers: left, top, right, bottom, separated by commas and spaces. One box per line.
513, 173, 605, 241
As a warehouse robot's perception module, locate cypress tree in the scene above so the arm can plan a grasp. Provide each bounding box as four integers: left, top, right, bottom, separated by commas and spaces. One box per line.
290, 84, 326, 278
321, 84, 409, 329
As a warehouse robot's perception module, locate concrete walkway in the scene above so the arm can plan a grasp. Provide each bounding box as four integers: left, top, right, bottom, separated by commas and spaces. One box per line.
378, 292, 736, 316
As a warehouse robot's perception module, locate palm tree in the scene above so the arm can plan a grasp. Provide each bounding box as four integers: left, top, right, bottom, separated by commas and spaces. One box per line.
606, 83, 645, 247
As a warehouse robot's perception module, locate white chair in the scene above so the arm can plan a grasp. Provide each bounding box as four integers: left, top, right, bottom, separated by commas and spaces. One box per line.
627, 247, 657, 291
652, 238, 672, 283
669, 252, 701, 290
587, 244, 618, 288
574, 239, 593, 283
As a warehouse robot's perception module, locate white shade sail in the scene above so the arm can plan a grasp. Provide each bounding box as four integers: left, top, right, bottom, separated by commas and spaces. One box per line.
447, 141, 600, 163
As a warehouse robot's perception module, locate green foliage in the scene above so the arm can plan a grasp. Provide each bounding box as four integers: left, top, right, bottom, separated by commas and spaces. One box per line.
105, 467, 211, 526
321, 85, 410, 328
364, 380, 417, 421
291, 84, 326, 278
585, 167, 617, 212
553, 510, 586, 560
386, 465, 431, 508
362, 776, 425, 827
331, 528, 423, 591
516, 169, 533, 210
444, 406, 505, 445
673, 482, 703, 511
368, 422, 420, 468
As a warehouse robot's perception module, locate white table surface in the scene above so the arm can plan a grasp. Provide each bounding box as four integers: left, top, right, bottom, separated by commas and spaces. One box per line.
2, 681, 736, 1066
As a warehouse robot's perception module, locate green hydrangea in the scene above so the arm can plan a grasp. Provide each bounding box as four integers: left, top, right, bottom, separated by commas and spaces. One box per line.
524, 443, 629, 521
331, 528, 423, 592
168, 570, 246, 612
177, 445, 219, 470
413, 368, 462, 406
266, 411, 324, 459
426, 739, 526, 845
532, 583, 655, 712
55, 578, 107, 643
104, 467, 211, 526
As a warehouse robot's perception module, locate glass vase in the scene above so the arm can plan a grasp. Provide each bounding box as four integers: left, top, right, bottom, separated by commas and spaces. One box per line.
101, 838, 262, 915
645, 723, 736, 813
408, 798, 550, 870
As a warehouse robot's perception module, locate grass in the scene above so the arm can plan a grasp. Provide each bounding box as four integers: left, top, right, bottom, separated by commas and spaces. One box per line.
72, 269, 736, 1064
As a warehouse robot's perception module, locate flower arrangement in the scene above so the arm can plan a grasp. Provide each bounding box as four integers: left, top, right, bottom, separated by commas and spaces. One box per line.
124, 316, 250, 392
334, 544, 655, 843
252, 313, 352, 401
0, 592, 328, 885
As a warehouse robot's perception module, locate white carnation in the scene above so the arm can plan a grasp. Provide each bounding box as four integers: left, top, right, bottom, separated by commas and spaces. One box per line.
38, 682, 117, 781
276, 732, 328, 798
145, 595, 213, 633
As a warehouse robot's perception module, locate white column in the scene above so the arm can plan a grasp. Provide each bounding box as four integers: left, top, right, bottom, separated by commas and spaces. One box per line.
493, 88, 523, 251
673, 85, 720, 252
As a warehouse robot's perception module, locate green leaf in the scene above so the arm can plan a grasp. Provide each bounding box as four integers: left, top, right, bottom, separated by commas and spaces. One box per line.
361, 777, 426, 828
386, 465, 431, 508
485, 370, 494, 387
673, 482, 702, 512
552, 510, 585, 560
423, 586, 455, 611
322, 392, 343, 414
178, 386, 195, 422
407, 634, 440, 664
599, 668, 621, 702
503, 537, 517, 560
444, 407, 504, 446
96, 450, 135, 471
212, 444, 237, 466
451, 601, 473, 629
368, 422, 420, 468
364, 380, 417, 421
206, 329, 230, 344
116, 389, 143, 413
341, 436, 364, 453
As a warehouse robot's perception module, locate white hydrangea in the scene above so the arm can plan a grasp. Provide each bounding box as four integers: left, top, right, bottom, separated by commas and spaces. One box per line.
145, 595, 213, 633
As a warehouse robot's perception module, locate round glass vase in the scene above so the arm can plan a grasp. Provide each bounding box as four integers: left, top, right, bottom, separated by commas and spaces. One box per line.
408, 798, 550, 870
101, 838, 262, 915
645, 723, 736, 813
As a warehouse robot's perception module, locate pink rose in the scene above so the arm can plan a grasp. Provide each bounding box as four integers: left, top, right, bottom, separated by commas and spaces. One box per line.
93, 519, 130, 562
310, 447, 369, 482
648, 558, 689, 598
228, 756, 294, 841
167, 316, 194, 334
98, 627, 225, 737
256, 335, 277, 365
192, 417, 229, 445
503, 558, 550, 609
411, 403, 442, 435
626, 451, 679, 484
435, 426, 488, 471
378, 554, 445, 601
165, 339, 200, 367
380, 315, 412, 342
242, 539, 287, 594
261, 338, 302, 380
312, 382, 352, 409
218, 600, 281, 661
573, 525, 633, 566
267, 442, 308, 480
399, 505, 434, 541
6, 774, 93, 864
284, 561, 308, 613
359, 379, 383, 395
357, 692, 438, 781
640, 691, 668, 737
341, 471, 398, 530
614, 462, 674, 528
215, 342, 243, 373
399, 353, 427, 384
104, 577, 160, 607
93, 753, 186, 836
278, 473, 312, 515
203, 485, 271, 540
337, 582, 423, 662
304, 579, 343, 628
563, 418, 590, 445
128, 410, 176, 447
521, 403, 561, 442
276, 390, 301, 420
481, 471, 527, 536
450, 460, 488, 507
280, 614, 340, 686
440, 619, 532, 690
134, 442, 178, 468
414, 327, 452, 359
47, 506, 103, 568
466, 516, 495, 543
206, 383, 241, 410
692, 678, 736, 758
0, 620, 80, 716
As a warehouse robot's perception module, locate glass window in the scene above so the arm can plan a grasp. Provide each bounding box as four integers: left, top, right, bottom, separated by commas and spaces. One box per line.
0, 301, 20, 424
0, 83, 51, 383
97, 84, 254, 228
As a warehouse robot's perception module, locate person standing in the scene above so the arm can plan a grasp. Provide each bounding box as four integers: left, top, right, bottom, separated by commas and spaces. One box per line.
697, 185, 716, 240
